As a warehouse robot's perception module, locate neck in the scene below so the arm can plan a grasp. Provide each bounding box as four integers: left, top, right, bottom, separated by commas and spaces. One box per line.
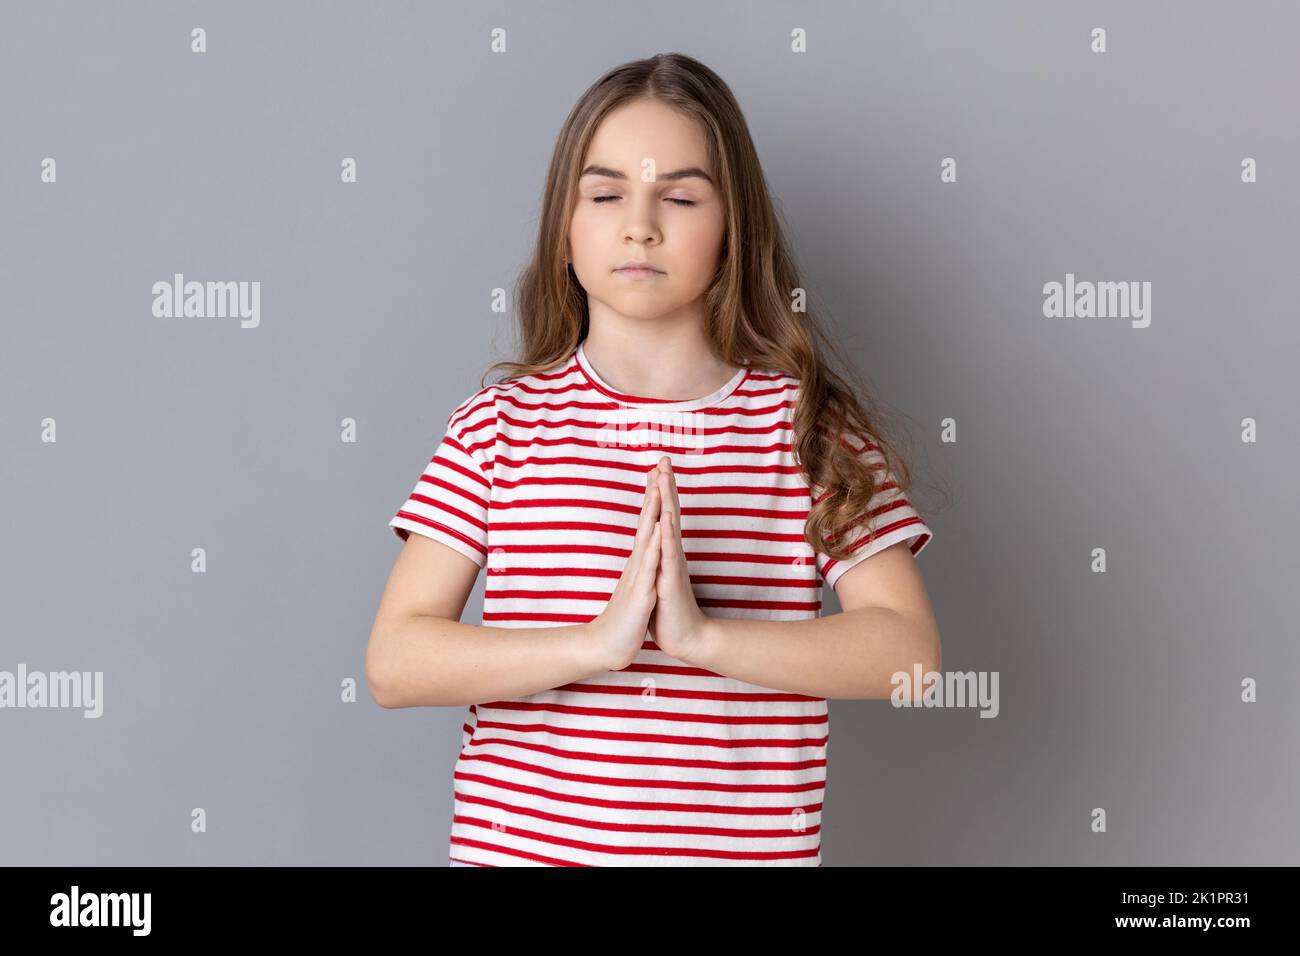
581, 316, 740, 401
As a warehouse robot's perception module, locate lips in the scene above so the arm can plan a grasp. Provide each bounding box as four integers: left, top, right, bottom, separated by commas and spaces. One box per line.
614, 261, 663, 274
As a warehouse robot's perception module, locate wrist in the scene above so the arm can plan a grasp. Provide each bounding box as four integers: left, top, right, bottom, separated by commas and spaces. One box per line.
570, 619, 610, 673
684, 613, 721, 666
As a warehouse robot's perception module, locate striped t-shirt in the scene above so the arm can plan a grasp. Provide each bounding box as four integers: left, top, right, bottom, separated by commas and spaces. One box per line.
388, 340, 933, 866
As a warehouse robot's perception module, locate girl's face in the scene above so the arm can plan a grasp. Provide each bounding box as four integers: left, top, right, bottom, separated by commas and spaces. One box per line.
568, 97, 726, 323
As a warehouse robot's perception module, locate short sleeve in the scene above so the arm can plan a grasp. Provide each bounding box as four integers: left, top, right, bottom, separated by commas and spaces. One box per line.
814, 433, 934, 592
387, 389, 497, 568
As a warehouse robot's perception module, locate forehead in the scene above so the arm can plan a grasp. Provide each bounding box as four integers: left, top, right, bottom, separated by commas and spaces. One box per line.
583, 98, 710, 172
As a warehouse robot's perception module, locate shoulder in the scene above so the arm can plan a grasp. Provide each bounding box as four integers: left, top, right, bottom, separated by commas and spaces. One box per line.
446, 384, 497, 436
740, 364, 801, 404
737, 366, 802, 428
447, 353, 581, 433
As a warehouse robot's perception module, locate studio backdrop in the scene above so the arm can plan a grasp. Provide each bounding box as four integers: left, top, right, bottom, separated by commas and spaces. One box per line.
1, 1, 1295, 865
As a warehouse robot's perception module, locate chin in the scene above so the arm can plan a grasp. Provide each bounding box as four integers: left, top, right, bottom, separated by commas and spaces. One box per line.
609, 297, 683, 320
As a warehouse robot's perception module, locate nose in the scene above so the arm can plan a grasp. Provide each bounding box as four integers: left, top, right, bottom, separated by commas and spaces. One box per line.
621, 194, 662, 246
623, 226, 659, 245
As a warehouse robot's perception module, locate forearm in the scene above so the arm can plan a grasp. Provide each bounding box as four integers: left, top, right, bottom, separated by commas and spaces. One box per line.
369, 615, 603, 709
688, 606, 941, 700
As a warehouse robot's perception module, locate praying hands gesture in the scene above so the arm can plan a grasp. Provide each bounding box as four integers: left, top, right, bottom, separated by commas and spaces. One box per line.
586, 456, 711, 671
644, 456, 710, 664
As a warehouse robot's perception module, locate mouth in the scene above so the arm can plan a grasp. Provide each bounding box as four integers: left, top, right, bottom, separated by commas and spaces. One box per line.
614, 265, 665, 279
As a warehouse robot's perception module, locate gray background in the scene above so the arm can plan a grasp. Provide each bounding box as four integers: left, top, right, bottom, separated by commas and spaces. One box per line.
1, 1, 1295, 866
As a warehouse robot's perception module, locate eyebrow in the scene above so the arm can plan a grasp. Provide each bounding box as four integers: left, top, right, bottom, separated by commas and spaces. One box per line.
579, 164, 714, 186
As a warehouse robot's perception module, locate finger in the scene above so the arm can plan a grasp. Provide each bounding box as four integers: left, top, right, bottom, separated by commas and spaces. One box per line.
639, 482, 659, 529
659, 472, 681, 569
657, 466, 673, 526
668, 508, 692, 589
661, 501, 681, 570
629, 484, 659, 571
639, 521, 662, 593
620, 474, 658, 589
665, 458, 681, 514
637, 467, 658, 527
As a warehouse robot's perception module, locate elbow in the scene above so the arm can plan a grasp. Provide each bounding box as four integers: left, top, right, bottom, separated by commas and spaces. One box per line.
903, 615, 942, 677
365, 637, 400, 709
925, 621, 946, 671
366, 661, 395, 709
920, 621, 942, 676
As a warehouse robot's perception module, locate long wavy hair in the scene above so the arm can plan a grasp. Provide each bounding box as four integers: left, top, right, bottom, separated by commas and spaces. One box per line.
482, 52, 940, 561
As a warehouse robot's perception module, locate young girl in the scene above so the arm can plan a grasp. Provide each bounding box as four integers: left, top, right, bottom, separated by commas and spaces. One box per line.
368, 53, 940, 867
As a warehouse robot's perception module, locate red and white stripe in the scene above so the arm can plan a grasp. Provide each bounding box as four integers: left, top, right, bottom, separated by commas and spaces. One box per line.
390, 345, 932, 866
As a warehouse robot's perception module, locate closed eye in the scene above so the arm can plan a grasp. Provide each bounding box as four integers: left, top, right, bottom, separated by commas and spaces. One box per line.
592, 196, 696, 207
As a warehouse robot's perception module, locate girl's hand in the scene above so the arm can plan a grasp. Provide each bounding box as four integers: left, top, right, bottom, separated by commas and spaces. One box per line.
647, 457, 711, 663
586, 467, 663, 672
